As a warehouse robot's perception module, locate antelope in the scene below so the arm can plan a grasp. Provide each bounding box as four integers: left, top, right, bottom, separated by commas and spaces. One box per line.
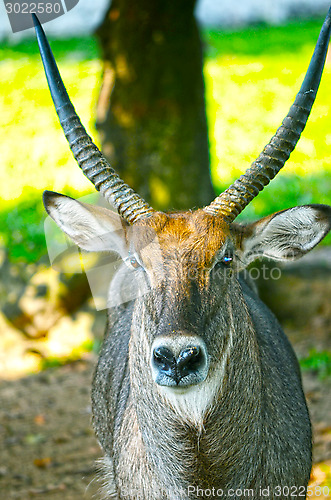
33, 9, 331, 500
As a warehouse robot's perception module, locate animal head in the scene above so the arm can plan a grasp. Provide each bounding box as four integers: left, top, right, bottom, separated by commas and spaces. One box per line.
33, 12, 331, 411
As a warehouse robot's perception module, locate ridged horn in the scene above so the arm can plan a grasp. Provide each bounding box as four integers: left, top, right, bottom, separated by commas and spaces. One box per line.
32, 14, 154, 224
205, 7, 331, 222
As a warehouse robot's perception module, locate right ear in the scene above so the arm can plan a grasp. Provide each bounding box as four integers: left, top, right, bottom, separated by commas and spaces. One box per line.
43, 191, 128, 257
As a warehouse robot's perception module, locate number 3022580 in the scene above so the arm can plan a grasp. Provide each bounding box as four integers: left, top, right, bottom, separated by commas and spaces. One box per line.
5, 3, 62, 14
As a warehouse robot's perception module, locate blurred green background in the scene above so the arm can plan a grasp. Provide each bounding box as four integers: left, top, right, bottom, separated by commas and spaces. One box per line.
1, 16, 330, 265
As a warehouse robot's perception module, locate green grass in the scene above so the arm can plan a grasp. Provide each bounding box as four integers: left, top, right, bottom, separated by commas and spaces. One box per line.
202, 18, 331, 246
300, 349, 331, 379
39, 338, 101, 370
1, 17, 330, 263
203, 18, 328, 57
202, 19, 331, 215
0, 37, 102, 262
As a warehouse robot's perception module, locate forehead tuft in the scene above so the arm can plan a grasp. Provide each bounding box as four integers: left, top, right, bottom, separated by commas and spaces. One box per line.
134, 210, 229, 262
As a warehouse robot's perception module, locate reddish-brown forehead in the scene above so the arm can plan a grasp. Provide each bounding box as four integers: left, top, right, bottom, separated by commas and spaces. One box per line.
135, 210, 230, 265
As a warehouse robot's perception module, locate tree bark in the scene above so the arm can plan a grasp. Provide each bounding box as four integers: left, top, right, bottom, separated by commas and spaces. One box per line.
96, 0, 215, 211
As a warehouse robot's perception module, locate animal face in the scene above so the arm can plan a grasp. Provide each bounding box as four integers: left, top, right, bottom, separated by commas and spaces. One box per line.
43, 192, 331, 399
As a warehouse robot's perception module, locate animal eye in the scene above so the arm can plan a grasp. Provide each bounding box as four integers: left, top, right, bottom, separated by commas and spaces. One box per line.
129, 256, 141, 269
214, 252, 233, 269
222, 254, 233, 265
125, 253, 142, 270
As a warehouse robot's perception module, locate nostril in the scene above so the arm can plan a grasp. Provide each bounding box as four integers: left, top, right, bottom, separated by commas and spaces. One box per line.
153, 347, 175, 370
151, 341, 208, 387
176, 346, 204, 374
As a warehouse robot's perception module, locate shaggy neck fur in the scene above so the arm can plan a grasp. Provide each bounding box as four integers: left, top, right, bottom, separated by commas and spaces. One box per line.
114, 279, 263, 499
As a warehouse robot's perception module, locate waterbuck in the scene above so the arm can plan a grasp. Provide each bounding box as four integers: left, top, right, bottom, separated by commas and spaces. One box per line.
33, 9, 331, 500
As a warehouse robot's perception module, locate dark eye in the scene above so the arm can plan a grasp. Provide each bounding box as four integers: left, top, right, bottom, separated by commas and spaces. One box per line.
214, 252, 233, 269
129, 255, 141, 269
222, 255, 233, 265
125, 252, 143, 270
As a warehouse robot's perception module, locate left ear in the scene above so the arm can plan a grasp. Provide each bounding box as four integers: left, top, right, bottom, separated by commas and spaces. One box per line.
238, 204, 331, 265
43, 191, 129, 256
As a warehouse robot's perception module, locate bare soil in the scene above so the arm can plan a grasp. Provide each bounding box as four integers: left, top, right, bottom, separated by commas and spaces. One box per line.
0, 358, 101, 500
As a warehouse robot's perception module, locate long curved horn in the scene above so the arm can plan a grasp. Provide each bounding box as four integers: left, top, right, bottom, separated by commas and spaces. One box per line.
205, 7, 331, 222
32, 14, 154, 224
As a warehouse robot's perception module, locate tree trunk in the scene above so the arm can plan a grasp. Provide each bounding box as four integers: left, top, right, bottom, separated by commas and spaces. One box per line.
96, 0, 215, 211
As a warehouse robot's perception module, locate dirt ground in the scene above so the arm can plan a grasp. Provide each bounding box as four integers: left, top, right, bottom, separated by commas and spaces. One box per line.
0, 357, 102, 499
0, 336, 330, 500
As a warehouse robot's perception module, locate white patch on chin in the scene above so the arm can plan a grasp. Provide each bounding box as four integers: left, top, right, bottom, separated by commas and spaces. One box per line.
159, 376, 219, 430
158, 332, 233, 429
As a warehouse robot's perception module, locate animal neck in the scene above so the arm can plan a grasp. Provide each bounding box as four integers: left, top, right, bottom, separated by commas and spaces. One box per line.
128, 283, 263, 496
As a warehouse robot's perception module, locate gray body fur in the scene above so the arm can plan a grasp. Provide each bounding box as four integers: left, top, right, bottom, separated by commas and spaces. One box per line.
92, 276, 311, 500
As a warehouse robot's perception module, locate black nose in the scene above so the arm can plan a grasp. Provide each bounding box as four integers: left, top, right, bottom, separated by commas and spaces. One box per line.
152, 345, 205, 386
